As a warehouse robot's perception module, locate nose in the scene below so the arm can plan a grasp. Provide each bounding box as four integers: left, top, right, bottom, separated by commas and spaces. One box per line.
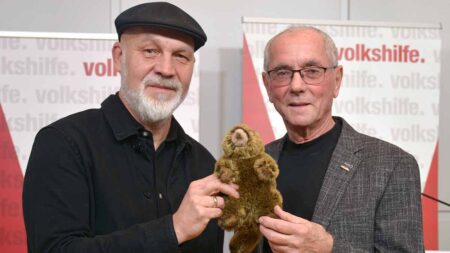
153, 55, 176, 78
231, 128, 248, 147
289, 71, 307, 93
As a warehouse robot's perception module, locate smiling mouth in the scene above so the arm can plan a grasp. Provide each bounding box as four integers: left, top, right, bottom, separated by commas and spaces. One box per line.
288, 102, 309, 107
147, 84, 177, 92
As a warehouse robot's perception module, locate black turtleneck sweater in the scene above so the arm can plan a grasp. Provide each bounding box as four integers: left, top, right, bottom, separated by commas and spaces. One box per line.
277, 119, 342, 220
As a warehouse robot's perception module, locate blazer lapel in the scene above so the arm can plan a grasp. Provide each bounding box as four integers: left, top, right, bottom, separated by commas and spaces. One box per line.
311, 118, 363, 228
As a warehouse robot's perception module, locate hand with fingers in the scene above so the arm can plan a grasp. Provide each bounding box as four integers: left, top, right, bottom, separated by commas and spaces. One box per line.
172, 174, 239, 244
259, 206, 333, 253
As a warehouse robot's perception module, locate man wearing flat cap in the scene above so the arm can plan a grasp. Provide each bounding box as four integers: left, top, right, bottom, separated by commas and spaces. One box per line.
23, 2, 238, 253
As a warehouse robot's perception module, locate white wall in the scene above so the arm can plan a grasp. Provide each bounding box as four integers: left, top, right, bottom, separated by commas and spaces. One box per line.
1, 0, 448, 250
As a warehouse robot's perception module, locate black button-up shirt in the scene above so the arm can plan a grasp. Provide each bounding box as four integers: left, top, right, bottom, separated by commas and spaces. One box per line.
23, 94, 222, 253
129, 119, 179, 218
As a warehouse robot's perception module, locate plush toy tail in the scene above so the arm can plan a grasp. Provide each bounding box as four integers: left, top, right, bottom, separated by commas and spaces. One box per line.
229, 225, 261, 253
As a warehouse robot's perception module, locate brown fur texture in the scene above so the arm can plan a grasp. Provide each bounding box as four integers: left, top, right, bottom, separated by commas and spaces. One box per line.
215, 124, 282, 253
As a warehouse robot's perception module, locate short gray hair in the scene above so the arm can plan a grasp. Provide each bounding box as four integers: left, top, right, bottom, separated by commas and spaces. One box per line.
263, 26, 338, 71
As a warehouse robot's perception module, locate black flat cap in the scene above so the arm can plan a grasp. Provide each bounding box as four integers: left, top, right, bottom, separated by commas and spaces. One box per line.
115, 2, 207, 51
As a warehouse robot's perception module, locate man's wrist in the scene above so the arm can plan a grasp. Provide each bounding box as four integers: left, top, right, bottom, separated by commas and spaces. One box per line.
172, 213, 186, 244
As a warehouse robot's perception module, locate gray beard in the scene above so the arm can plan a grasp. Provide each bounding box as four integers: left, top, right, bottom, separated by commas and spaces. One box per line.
120, 73, 185, 124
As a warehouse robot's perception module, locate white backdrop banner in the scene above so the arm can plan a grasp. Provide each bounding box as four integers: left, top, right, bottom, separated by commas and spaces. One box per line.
242, 18, 441, 249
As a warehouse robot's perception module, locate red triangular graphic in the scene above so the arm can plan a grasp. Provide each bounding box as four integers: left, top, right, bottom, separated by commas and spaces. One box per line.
242, 34, 275, 144
422, 142, 438, 250
0, 104, 27, 252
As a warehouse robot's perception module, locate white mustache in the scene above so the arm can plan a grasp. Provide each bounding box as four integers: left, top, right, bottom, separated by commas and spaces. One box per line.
142, 74, 181, 90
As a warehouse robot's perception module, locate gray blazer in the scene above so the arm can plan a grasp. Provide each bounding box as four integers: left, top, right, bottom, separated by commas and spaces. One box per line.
264, 117, 424, 252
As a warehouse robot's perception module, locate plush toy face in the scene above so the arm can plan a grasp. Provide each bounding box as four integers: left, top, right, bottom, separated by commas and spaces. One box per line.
215, 124, 282, 253
222, 125, 264, 159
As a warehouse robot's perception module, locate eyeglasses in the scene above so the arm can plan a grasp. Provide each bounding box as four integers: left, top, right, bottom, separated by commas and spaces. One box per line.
266, 66, 337, 86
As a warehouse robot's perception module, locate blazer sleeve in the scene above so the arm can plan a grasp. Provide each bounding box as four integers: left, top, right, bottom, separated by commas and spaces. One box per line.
373, 153, 424, 252
332, 153, 424, 253
22, 127, 181, 253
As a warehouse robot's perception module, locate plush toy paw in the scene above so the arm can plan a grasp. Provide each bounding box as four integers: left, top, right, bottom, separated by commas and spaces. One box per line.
219, 213, 239, 230
254, 157, 278, 181
215, 159, 237, 183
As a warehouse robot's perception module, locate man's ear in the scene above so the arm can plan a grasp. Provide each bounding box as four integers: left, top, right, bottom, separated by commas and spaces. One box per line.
333, 65, 343, 98
262, 72, 274, 103
112, 42, 123, 74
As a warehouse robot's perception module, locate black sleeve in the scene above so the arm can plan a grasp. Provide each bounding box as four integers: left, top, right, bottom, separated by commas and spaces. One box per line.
23, 127, 181, 253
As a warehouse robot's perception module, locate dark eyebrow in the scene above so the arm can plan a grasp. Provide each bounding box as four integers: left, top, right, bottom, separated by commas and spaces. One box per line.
268, 64, 292, 71
174, 48, 194, 55
269, 60, 325, 71
302, 60, 324, 67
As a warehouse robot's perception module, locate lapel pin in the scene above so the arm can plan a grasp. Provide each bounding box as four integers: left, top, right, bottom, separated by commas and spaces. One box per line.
340, 164, 350, 171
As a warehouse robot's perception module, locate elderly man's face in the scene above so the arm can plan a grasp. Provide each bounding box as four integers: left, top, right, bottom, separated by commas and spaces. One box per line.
113, 27, 195, 123
262, 30, 342, 132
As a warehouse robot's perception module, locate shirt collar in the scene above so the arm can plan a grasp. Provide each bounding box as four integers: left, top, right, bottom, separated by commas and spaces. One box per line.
101, 94, 141, 141
101, 94, 191, 148
168, 116, 192, 152
165, 117, 179, 142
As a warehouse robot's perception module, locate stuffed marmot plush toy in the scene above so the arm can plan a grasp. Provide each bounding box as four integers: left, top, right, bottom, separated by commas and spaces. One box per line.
214, 124, 282, 253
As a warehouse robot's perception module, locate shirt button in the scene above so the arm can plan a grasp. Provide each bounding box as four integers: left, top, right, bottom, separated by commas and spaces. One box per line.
142, 131, 149, 137
158, 193, 163, 199
143, 192, 151, 199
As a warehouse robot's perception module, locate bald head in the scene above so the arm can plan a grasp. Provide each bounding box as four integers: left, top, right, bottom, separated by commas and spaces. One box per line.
263, 26, 338, 71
